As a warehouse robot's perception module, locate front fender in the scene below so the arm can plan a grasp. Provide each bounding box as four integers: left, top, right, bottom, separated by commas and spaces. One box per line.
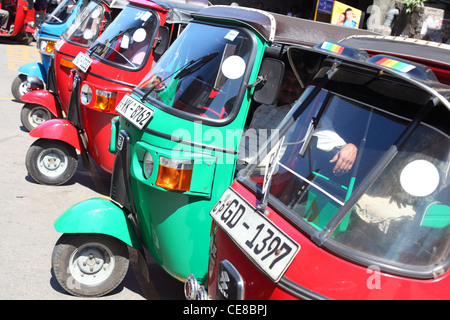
54, 198, 140, 249
29, 118, 84, 152
18, 62, 47, 82
21, 90, 62, 118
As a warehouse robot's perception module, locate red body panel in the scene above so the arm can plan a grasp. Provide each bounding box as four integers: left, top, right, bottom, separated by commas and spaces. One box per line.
208, 181, 450, 300
54, 39, 88, 114
29, 118, 84, 152
21, 89, 63, 117
71, 5, 169, 173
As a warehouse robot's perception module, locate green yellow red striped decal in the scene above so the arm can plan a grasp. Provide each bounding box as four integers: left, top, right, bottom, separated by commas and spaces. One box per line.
320, 42, 344, 54
375, 57, 416, 73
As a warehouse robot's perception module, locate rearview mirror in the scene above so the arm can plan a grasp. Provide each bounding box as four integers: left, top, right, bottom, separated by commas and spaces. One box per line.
252, 58, 284, 105
154, 26, 170, 62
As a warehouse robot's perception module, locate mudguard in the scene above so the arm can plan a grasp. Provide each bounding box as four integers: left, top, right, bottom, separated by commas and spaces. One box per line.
21, 89, 63, 118
24, 26, 34, 33
18, 62, 47, 83
54, 198, 141, 249
29, 118, 85, 152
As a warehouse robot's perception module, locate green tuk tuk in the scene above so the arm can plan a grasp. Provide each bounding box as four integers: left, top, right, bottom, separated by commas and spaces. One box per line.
51, 5, 376, 297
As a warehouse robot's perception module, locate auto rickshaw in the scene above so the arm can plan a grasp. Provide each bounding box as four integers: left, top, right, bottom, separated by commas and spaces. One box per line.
25, 0, 206, 186
0, 0, 35, 44
340, 35, 450, 85
19, 0, 128, 132
185, 41, 450, 300
11, 0, 87, 102
50, 6, 376, 297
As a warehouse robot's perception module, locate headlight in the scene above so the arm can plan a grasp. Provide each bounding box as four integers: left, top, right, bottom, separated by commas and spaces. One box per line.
39, 40, 55, 53
39, 40, 48, 52
94, 90, 117, 112
156, 156, 193, 191
143, 152, 154, 179
80, 83, 93, 105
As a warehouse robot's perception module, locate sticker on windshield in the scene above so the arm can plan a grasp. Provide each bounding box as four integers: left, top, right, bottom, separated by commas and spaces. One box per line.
224, 30, 239, 41
91, 8, 101, 19
121, 35, 130, 49
221, 55, 246, 80
133, 28, 147, 42
83, 29, 94, 40
400, 160, 439, 197
139, 11, 152, 21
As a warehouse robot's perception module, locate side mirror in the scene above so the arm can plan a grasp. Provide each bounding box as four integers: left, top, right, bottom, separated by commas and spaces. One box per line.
154, 26, 170, 61
252, 58, 284, 105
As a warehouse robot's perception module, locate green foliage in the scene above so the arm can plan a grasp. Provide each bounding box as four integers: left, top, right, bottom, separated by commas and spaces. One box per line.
403, 0, 427, 14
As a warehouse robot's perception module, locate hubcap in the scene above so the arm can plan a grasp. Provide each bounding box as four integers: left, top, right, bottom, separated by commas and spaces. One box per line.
37, 148, 67, 177
28, 108, 50, 128
69, 242, 115, 286
19, 81, 28, 96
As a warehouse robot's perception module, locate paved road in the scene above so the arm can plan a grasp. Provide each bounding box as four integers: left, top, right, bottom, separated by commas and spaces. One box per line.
0, 38, 185, 300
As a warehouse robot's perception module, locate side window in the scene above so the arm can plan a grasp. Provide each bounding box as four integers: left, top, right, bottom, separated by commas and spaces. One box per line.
250, 90, 409, 232
333, 123, 449, 269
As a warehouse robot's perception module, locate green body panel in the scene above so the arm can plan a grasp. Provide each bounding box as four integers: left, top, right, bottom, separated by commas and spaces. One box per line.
119, 33, 268, 283
54, 198, 141, 248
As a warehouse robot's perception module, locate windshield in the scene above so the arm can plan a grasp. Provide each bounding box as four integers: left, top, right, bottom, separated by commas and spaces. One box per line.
63, 1, 106, 47
46, 0, 79, 24
241, 81, 449, 276
135, 22, 254, 121
88, 5, 158, 69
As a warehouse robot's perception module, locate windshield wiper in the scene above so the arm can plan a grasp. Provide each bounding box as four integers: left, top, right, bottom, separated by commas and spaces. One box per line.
174, 51, 219, 79
140, 51, 220, 102
257, 136, 285, 214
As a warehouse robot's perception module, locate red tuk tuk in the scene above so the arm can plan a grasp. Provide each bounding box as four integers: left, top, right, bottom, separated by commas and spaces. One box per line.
25, 0, 206, 185
186, 40, 450, 300
0, 0, 35, 44
20, 0, 128, 132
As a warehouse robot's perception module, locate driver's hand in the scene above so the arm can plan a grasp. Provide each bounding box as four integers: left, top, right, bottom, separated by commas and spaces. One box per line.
330, 143, 357, 175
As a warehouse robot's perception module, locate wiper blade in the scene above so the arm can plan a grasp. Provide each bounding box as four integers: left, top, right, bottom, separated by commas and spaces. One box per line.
257, 136, 285, 214
174, 51, 219, 80
140, 51, 220, 102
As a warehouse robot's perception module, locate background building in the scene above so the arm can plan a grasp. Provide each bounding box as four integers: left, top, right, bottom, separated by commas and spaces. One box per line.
208, 0, 449, 42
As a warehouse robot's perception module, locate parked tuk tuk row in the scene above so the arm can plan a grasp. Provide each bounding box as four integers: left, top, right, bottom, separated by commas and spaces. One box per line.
11, 2, 450, 299
0, 0, 36, 45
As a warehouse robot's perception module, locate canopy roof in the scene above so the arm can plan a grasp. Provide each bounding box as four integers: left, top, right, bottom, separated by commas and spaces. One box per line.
192, 6, 377, 46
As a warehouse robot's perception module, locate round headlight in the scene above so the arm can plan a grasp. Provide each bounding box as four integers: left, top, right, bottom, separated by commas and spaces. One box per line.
143, 152, 154, 179
39, 40, 48, 52
80, 83, 93, 105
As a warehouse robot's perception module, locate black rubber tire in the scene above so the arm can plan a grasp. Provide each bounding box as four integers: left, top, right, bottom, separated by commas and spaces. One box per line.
52, 233, 130, 297
20, 103, 54, 132
11, 74, 28, 102
25, 139, 78, 185
17, 31, 33, 45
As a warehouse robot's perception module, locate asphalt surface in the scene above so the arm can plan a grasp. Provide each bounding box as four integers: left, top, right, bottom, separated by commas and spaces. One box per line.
0, 38, 185, 300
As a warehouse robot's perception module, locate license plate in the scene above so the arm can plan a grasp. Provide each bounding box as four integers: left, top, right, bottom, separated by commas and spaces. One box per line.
73, 52, 92, 73
210, 188, 300, 282
115, 94, 154, 129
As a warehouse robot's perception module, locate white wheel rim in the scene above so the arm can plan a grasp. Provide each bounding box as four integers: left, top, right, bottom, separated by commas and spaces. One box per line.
68, 242, 116, 286
18, 81, 28, 96
28, 107, 50, 128
36, 147, 68, 177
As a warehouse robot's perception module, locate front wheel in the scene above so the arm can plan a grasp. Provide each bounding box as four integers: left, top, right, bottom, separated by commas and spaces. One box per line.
52, 233, 130, 297
25, 139, 78, 185
16, 31, 33, 45
21, 103, 55, 132
11, 74, 28, 102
